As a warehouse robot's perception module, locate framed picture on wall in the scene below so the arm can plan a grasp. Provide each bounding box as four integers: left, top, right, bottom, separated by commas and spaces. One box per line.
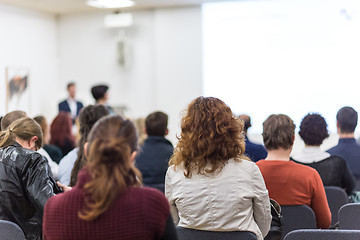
5, 67, 31, 114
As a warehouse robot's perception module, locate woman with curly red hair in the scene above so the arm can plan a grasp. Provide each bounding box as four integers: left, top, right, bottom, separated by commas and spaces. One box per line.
165, 96, 271, 240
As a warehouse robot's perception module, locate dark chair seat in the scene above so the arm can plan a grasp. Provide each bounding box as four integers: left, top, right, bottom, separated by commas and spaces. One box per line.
339, 203, 360, 229
284, 229, 360, 240
176, 226, 257, 240
325, 186, 349, 226
0, 220, 26, 240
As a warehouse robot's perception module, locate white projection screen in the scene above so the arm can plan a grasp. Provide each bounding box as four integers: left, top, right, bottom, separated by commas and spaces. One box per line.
203, 0, 360, 134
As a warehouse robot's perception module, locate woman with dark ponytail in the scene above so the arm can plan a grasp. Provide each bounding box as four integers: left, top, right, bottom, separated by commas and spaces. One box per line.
0, 117, 60, 240
43, 115, 178, 240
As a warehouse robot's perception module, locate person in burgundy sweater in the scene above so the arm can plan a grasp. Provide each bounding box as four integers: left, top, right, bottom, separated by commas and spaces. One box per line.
43, 116, 177, 240
256, 114, 331, 229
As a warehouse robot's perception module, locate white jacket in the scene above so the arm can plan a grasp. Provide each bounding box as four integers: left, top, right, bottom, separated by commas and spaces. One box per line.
165, 159, 271, 240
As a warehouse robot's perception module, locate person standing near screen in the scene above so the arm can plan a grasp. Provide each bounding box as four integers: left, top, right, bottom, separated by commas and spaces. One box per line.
58, 82, 83, 124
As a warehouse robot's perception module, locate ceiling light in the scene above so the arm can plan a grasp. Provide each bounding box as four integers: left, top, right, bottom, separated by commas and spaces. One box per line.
86, 0, 135, 9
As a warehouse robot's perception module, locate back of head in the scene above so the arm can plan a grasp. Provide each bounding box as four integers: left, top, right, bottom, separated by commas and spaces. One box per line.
79, 115, 141, 221
337, 106, 358, 134
170, 96, 246, 177
1, 110, 27, 131
263, 114, 295, 151
299, 113, 329, 146
0, 117, 43, 149
91, 85, 108, 101
50, 112, 74, 145
239, 114, 251, 133
79, 105, 110, 141
34, 116, 48, 140
145, 111, 168, 136
69, 105, 110, 186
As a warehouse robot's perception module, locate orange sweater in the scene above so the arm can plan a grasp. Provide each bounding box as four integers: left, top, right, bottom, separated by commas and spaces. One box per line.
256, 160, 331, 229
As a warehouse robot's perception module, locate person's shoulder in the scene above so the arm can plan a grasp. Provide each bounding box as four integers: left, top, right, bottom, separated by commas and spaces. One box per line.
132, 187, 169, 208
58, 100, 67, 106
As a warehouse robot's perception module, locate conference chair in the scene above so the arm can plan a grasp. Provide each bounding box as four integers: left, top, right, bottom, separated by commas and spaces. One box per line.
338, 203, 360, 230
0, 220, 25, 240
176, 226, 257, 240
324, 186, 349, 226
283, 229, 360, 240
281, 205, 316, 238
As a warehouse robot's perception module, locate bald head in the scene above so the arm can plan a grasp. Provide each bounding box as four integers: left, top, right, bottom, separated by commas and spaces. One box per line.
1, 111, 27, 130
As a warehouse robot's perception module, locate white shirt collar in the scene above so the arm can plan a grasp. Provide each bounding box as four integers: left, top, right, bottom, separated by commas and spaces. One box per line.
292, 146, 330, 163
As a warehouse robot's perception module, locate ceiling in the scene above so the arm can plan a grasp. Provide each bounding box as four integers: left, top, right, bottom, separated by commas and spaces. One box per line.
0, 0, 226, 15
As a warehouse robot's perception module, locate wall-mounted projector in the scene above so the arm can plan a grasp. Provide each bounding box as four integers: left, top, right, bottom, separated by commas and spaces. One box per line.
104, 13, 133, 28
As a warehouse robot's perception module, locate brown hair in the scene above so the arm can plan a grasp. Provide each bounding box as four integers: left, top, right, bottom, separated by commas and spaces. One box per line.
145, 111, 168, 136
70, 105, 109, 187
169, 96, 247, 177
34, 116, 49, 144
79, 115, 141, 221
1, 110, 26, 131
0, 117, 43, 149
262, 114, 295, 151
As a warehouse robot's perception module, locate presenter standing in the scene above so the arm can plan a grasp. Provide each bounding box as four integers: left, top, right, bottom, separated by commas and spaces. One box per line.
58, 82, 83, 124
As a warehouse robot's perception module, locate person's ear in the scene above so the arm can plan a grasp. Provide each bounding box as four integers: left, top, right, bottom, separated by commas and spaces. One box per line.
130, 151, 137, 165
165, 129, 169, 136
84, 142, 89, 158
29, 136, 38, 150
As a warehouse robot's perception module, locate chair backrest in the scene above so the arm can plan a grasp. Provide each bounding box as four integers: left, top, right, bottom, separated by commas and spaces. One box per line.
281, 205, 316, 238
284, 229, 360, 240
338, 203, 360, 229
0, 220, 26, 240
176, 226, 257, 240
324, 186, 349, 226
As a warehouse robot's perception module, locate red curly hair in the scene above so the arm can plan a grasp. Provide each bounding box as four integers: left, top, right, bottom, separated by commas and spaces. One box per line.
170, 96, 248, 177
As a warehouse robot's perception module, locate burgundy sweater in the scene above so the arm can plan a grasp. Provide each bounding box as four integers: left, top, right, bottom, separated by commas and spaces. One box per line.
43, 169, 174, 240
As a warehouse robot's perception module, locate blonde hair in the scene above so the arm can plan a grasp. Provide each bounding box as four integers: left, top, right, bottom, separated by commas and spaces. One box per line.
0, 117, 43, 149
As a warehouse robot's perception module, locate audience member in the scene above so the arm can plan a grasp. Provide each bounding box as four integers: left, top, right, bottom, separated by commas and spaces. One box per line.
256, 114, 331, 229
43, 115, 177, 240
133, 117, 147, 147
58, 82, 83, 124
0, 117, 61, 239
60, 105, 109, 186
239, 114, 267, 162
50, 112, 76, 157
0, 110, 26, 130
34, 115, 63, 164
135, 111, 173, 187
292, 113, 355, 194
165, 97, 271, 239
34, 115, 59, 180
91, 84, 115, 114
327, 106, 360, 179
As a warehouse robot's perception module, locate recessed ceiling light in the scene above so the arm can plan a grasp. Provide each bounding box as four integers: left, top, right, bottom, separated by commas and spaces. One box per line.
86, 0, 135, 9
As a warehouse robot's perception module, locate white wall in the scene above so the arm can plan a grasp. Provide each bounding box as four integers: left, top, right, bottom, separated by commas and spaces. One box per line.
58, 7, 203, 143
0, 3, 58, 120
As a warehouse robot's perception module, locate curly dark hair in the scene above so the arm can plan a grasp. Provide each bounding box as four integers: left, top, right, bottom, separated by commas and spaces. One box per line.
169, 96, 247, 177
299, 113, 329, 146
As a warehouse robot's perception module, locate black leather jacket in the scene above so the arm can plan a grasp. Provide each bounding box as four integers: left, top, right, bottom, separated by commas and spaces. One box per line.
0, 143, 60, 240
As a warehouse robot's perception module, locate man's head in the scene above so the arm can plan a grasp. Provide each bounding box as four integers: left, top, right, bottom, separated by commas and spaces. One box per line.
91, 85, 109, 103
336, 106, 358, 134
145, 111, 168, 137
262, 114, 295, 151
67, 82, 76, 99
1, 110, 27, 131
239, 114, 251, 134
